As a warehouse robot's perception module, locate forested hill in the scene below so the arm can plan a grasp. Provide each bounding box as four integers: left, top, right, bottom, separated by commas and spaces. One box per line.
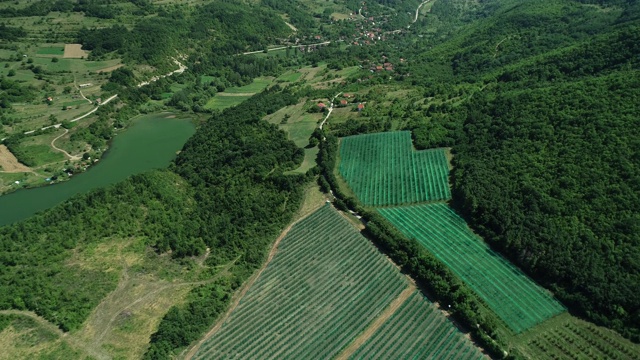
393, 0, 640, 341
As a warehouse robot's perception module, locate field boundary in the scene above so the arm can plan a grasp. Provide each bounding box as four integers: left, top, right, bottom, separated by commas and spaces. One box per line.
335, 285, 416, 359
182, 205, 322, 359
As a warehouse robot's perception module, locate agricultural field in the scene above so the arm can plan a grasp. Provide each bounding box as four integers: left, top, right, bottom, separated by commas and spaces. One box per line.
514, 313, 640, 360
192, 204, 483, 359
378, 203, 566, 334
204, 77, 276, 110
350, 291, 486, 360
339, 131, 451, 206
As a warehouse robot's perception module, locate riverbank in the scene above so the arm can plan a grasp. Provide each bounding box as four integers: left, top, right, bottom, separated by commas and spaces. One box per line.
0, 112, 195, 226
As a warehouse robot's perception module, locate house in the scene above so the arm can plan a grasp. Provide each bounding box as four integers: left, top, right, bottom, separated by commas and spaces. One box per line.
344, 93, 353, 98
340, 99, 348, 106
318, 102, 326, 109
357, 103, 364, 111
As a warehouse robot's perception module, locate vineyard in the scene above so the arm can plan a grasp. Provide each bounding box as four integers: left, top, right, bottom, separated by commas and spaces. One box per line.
193, 204, 483, 359
350, 291, 486, 360
378, 203, 566, 333
517, 314, 640, 360
338, 131, 451, 206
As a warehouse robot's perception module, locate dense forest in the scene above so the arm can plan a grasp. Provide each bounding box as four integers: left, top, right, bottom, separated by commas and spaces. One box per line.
400, 0, 640, 341
302, 0, 640, 343
77, 0, 291, 68
0, 87, 307, 358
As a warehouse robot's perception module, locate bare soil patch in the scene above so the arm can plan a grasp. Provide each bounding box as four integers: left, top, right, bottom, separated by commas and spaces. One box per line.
95, 64, 124, 73
63, 44, 88, 58
0, 145, 31, 173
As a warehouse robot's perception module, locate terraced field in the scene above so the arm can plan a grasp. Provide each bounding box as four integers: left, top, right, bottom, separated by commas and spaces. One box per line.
338, 131, 450, 206
350, 291, 486, 360
193, 205, 483, 359
378, 203, 566, 333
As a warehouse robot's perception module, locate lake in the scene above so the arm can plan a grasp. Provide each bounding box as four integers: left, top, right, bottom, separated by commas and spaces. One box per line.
0, 113, 196, 226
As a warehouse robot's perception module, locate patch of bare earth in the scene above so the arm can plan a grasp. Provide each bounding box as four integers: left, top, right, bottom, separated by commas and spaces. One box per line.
335, 285, 417, 359
0, 145, 31, 173
63, 44, 88, 58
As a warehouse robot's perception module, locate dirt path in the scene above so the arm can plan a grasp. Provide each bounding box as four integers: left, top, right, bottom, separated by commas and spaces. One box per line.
319, 92, 342, 130
74, 76, 93, 104
335, 285, 417, 359
0, 145, 31, 173
0, 310, 109, 360
408, 0, 433, 28
50, 128, 81, 161
285, 21, 298, 32
183, 207, 322, 360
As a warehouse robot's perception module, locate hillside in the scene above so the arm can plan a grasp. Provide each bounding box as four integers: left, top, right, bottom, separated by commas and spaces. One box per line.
310, 0, 640, 342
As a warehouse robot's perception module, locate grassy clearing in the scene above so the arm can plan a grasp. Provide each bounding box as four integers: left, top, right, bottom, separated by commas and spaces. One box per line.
36, 46, 65, 56
264, 100, 323, 147
65, 236, 217, 359
224, 77, 273, 94
204, 95, 252, 110
276, 71, 302, 82
0, 316, 87, 360
285, 146, 319, 175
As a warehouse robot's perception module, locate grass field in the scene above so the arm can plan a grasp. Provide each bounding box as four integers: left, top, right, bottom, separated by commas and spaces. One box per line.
36, 46, 64, 56
350, 291, 485, 360
193, 204, 483, 359
204, 95, 252, 110
223, 77, 272, 94
379, 203, 566, 334
285, 146, 319, 175
277, 71, 302, 82
339, 131, 451, 206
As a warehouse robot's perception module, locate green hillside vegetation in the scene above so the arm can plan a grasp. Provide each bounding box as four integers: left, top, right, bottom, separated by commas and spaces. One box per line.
308, 0, 640, 343
409, 0, 640, 340
0, 87, 308, 358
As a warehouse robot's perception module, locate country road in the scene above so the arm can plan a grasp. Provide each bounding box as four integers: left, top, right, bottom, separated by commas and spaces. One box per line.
319, 92, 343, 130
409, 0, 433, 27
2, 58, 186, 142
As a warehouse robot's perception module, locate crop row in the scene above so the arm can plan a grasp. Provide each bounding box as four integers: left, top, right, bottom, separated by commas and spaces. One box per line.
351, 291, 486, 360
339, 131, 450, 206
195, 205, 409, 359
528, 321, 640, 360
379, 203, 565, 333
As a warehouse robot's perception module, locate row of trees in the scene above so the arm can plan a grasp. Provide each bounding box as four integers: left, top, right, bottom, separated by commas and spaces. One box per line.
315, 132, 508, 358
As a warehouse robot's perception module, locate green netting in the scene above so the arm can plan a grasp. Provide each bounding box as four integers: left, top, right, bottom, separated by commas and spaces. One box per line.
339, 131, 451, 206
194, 205, 409, 359
379, 203, 566, 333
350, 292, 487, 360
